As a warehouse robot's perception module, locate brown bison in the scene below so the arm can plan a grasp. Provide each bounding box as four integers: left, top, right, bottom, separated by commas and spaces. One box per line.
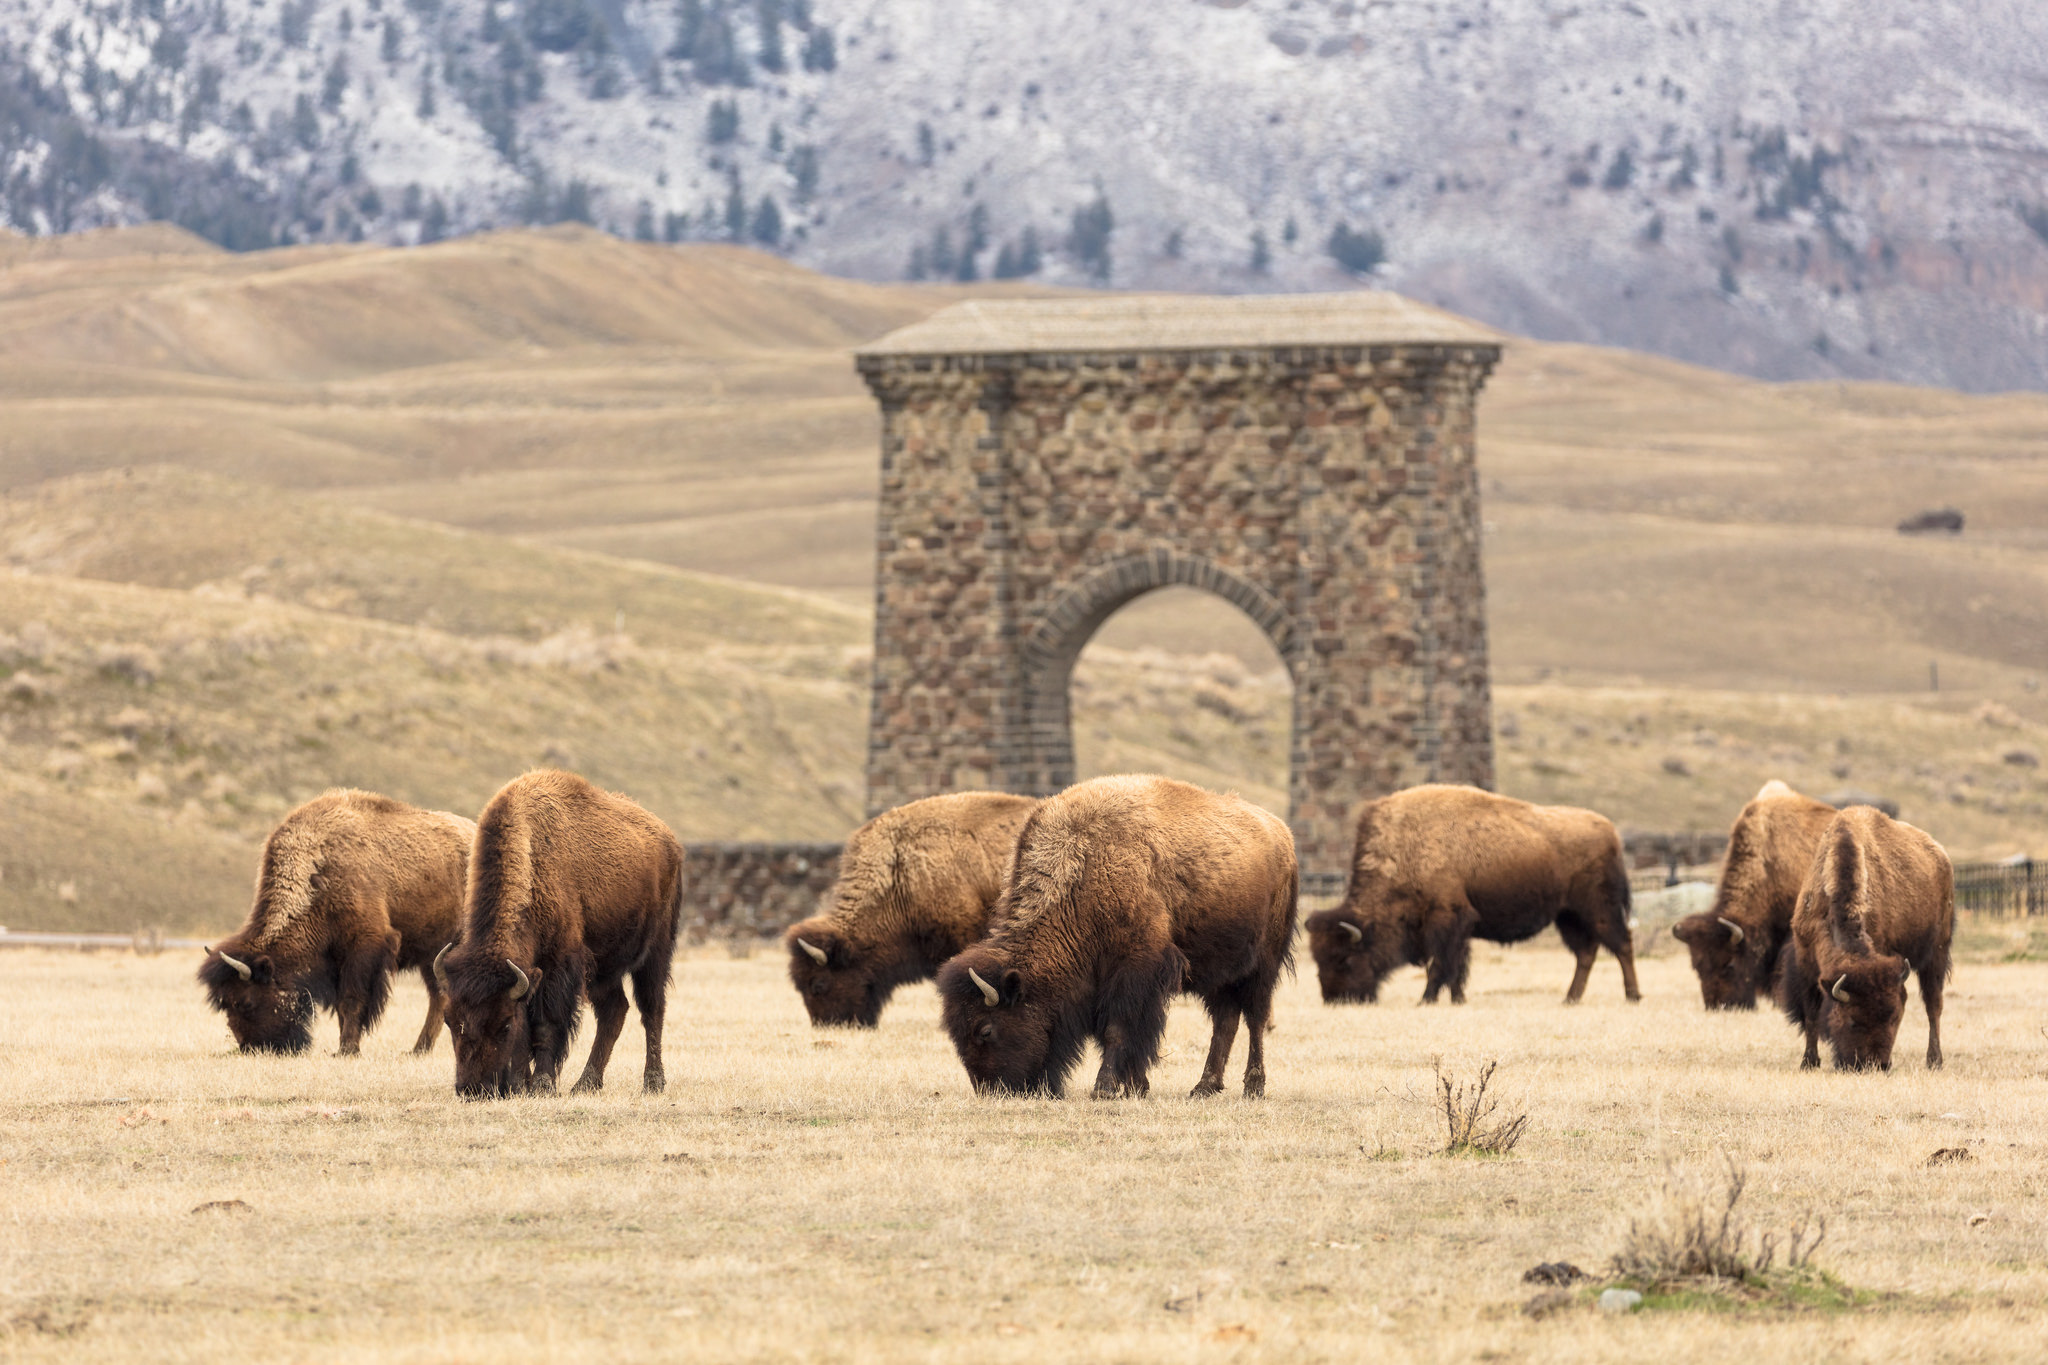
785, 791, 1038, 1027
1305, 785, 1639, 1006
436, 770, 683, 1099
198, 790, 471, 1055
936, 774, 1297, 1100
1672, 780, 1837, 1010
1779, 805, 1953, 1071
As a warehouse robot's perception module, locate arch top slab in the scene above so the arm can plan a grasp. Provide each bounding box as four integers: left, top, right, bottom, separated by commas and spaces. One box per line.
857, 305, 1500, 891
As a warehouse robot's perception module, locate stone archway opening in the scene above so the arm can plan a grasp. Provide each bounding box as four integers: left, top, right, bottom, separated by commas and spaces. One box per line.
1018, 549, 1298, 814
1071, 585, 1292, 818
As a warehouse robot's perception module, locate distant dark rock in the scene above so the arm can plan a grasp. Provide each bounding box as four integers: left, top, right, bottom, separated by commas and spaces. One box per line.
1897, 508, 1964, 534
1825, 788, 1900, 818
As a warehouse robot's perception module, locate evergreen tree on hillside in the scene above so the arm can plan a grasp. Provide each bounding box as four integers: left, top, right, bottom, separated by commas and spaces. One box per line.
1068, 190, 1112, 280
1327, 221, 1384, 274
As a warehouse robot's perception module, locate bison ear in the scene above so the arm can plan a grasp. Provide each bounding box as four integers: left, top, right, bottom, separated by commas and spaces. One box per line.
999, 969, 1024, 1006
251, 955, 275, 986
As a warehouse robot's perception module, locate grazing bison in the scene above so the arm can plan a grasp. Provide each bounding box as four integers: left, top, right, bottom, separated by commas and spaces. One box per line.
785, 791, 1038, 1027
1305, 785, 1639, 1006
1672, 780, 1838, 1010
436, 770, 683, 1099
1779, 805, 1953, 1071
936, 774, 1297, 1100
198, 790, 471, 1056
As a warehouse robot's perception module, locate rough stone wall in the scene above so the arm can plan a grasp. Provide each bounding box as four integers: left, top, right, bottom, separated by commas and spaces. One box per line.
682, 842, 842, 941
858, 342, 1499, 891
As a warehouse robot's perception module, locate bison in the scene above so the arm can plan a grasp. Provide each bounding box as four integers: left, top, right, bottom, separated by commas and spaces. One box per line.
199, 790, 471, 1056
785, 791, 1038, 1027
1305, 784, 1639, 1006
1671, 781, 1839, 1010
1779, 805, 1953, 1071
936, 774, 1297, 1100
436, 770, 683, 1099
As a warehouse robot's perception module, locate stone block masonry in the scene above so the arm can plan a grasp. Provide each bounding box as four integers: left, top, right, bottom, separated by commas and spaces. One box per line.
681, 842, 841, 942
854, 295, 1503, 894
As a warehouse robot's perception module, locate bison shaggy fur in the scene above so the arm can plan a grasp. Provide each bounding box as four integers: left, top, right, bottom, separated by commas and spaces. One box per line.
936, 774, 1297, 1100
1305, 784, 1639, 1006
1779, 805, 1953, 1072
1672, 780, 1837, 1010
198, 790, 472, 1055
785, 791, 1037, 1027
438, 770, 683, 1099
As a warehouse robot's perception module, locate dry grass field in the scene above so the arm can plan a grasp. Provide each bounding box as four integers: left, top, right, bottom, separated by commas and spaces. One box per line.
4, 937, 2046, 1362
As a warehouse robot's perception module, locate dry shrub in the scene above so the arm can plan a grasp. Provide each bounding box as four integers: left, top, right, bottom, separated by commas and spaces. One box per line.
1611, 1158, 1824, 1287
1433, 1058, 1528, 1156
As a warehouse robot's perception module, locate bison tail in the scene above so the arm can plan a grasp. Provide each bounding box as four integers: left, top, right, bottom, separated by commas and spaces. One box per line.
1606, 851, 1634, 933
1277, 860, 1300, 978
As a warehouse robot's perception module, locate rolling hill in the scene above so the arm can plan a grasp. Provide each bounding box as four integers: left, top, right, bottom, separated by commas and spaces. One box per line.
0, 227, 2044, 934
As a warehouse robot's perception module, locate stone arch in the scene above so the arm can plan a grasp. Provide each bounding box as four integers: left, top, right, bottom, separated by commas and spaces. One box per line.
855, 294, 1502, 893
1019, 551, 1296, 794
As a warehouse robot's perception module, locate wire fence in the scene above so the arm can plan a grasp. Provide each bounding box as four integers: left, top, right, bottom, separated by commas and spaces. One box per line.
1953, 859, 2047, 917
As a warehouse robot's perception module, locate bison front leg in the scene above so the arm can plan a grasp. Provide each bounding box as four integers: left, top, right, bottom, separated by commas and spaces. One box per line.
571, 980, 631, 1094
1421, 911, 1473, 1004
1799, 988, 1824, 1070
411, 965, 447, 1054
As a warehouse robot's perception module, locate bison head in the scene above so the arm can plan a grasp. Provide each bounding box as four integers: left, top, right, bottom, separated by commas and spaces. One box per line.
438, 945, 539, 1099
1671, 913, 1768, 1010
784, 921, 884, 1027
1304, 909, 1399, 1003
1817, 956, 1912, 1071
198, 946, 313, 1054
936, 948, 1065, 1096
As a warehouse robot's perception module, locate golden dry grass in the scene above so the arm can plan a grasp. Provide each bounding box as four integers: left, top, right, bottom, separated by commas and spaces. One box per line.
3, 939, 2046, 1362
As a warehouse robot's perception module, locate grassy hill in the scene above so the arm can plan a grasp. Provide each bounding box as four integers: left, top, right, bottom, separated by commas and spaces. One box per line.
2, 226, 2045, 934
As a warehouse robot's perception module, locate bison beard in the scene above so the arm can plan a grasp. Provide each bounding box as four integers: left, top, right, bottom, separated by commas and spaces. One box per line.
934, 775, 1297, 1100
195, 790, 470, 1057
785, 792, 1037, 1028
1306, 785, 1639, 1007
1778, 807, 1952, 1072
438, 770, 682, 1100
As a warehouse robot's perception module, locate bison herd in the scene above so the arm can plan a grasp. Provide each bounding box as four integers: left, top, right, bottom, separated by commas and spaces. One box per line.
200, 769, 1957, 1097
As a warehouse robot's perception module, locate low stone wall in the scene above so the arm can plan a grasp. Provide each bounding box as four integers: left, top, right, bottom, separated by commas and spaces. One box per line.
682, 842, 843, 942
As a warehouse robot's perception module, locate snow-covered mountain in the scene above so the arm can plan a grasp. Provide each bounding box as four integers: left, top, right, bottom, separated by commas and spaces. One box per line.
6, 0, 2048, 390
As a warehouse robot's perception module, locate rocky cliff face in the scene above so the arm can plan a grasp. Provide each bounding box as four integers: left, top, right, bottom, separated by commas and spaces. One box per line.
5, 0, 2047, 389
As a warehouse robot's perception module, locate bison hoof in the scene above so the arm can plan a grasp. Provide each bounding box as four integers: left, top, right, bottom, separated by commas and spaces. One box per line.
1243, 1076, 1266, 1099
570, 1075, 603, 1095
643, 1073, 667, 1095
1188, 1078, 1224, 1099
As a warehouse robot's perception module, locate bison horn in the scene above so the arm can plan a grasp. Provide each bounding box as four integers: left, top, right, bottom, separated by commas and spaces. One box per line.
218, 952, 253, 981
1717, 917, 1745, 947
1830, 974, 1851, 1003
967, 966, 1000, 1007
797, 937, 828, 965
432, 943, 453, 994
506, 959, 532, 1002
1337, 920, 1363, 944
